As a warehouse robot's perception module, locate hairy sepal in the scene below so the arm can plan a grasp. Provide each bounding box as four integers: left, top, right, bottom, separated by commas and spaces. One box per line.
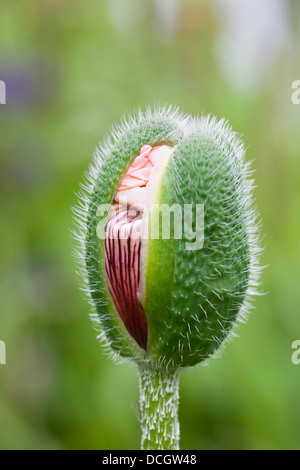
143, 125, 252, 368
85, 109, 185, 360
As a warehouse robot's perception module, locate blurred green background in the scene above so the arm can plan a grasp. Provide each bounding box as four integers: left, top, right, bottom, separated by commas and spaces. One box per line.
0, 0, 300, 450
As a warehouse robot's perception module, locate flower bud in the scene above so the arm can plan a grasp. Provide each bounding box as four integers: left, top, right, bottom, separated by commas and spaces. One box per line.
75, 106, 260, 368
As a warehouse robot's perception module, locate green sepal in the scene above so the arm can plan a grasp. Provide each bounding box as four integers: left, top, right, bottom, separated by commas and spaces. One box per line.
143, 133, 251, 367
86, 112, 184, 359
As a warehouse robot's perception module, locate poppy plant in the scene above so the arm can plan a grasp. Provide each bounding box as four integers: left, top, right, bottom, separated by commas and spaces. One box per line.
74, 106, 261, 450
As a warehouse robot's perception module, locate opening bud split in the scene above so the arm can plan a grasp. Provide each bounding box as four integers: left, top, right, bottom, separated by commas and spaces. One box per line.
76, 107, 260, 369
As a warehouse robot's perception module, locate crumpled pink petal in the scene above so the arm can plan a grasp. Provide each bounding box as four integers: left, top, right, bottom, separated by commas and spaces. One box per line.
118, 145, 170, 191
106, 144, 173, 350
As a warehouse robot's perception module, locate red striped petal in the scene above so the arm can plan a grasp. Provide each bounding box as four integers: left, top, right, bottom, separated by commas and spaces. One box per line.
105, 209, 148, 350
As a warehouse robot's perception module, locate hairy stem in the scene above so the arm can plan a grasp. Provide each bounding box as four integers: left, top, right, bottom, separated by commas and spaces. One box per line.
138, 364, 180, 450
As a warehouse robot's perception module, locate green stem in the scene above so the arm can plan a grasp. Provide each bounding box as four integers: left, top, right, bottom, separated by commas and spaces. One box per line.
138, 364, 180, 450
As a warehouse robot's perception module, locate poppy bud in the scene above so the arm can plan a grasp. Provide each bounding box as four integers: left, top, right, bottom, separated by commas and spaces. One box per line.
74, 106, 261, 449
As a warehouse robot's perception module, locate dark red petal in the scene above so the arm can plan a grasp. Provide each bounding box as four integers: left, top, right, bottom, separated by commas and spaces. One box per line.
105, 209, 148, 350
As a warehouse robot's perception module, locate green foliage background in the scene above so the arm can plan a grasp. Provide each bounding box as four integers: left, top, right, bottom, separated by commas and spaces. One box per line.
0, 0, 300, 450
